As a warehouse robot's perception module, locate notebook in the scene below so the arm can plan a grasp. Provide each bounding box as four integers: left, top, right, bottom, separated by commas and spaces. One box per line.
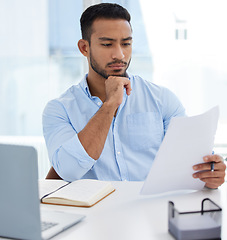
0, 144, 85, 240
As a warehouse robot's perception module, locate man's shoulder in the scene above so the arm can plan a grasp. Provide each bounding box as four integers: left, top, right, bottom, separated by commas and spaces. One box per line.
44, 83, 83, 112
130, 74, 169, 94
53, 82, 84, 103
60, 84, 80, 99
130, 74, 182, 107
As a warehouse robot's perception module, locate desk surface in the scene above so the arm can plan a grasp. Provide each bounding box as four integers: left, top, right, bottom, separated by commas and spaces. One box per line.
40, 181, 227, 240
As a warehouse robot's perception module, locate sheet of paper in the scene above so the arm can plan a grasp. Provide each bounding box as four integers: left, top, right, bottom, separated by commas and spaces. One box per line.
140, 106, 219, 195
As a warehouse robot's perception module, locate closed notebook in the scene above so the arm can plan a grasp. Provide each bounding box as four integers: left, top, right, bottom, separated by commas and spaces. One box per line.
40, 179, 115, 207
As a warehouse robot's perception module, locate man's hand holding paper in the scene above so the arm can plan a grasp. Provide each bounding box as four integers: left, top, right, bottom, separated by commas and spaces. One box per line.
193, 154, 226, 189
141, 106, 226, 195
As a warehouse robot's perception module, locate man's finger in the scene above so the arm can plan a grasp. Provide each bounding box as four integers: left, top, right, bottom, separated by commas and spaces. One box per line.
193, 161, 225, 172
203, 154, 223, 163
124, 81, 132, 95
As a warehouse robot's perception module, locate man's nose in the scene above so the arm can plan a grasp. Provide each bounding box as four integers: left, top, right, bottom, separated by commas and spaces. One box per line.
112, 45, 125, 60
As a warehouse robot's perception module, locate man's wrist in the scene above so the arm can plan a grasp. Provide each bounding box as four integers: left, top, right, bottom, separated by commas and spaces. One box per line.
102, 101, 118, 116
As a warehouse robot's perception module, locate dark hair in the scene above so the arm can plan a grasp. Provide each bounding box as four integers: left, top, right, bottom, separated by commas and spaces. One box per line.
80, 3, 131, 43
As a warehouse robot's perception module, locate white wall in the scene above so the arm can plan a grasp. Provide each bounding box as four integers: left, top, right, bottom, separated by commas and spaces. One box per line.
0, 0, 48, 57
140, 0, 227, 144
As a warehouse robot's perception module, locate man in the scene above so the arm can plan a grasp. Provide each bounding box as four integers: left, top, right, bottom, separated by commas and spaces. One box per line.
43, 3, 226, 188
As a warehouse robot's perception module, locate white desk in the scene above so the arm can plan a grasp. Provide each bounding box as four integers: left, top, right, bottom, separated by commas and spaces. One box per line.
40, 181, 227, 240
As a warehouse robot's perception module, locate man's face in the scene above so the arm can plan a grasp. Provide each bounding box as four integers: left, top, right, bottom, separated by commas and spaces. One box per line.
88, 19, 132, 79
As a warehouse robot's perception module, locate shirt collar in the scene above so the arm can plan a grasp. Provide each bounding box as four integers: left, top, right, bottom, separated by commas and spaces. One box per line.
79, 74, 92, 98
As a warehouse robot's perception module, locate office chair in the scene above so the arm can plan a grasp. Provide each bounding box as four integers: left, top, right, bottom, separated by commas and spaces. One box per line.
46, 166, 62, 179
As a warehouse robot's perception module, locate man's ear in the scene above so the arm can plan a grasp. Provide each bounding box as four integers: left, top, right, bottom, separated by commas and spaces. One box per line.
78, 39, 89, 57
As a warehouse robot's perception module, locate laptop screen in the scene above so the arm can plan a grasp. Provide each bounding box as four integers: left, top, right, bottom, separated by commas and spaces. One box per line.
0, 144, 42, 240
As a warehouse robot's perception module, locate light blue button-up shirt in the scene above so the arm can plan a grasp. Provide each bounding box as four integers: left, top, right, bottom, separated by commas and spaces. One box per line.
43, 74, 185, 182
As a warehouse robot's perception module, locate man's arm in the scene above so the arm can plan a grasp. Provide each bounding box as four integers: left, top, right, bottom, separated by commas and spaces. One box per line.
78, 76, 132, 160
43, 76, 131, 181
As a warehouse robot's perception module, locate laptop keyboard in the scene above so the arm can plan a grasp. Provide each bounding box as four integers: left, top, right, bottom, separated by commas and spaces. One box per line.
41, 221, 58, 232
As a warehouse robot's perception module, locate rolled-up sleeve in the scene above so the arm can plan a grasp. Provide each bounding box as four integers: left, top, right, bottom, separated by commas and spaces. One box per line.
42, 99, 95, 182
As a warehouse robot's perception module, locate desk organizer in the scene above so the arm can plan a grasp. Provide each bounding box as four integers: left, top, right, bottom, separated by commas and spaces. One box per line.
168, 198, 222, 240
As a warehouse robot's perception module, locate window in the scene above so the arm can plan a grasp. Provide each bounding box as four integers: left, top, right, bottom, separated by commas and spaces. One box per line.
140, 0, 227, 155
0, 0, 226, 178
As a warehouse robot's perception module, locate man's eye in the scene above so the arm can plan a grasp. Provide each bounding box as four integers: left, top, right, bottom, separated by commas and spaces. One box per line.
123, 43, 131, 46
102, 43, 112, 47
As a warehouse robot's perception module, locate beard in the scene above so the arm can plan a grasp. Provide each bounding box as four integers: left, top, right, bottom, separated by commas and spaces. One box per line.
89, 49, 131, 79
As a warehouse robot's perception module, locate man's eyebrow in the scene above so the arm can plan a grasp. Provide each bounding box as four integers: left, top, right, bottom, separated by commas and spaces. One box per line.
98, 37, 132, 41
122, 37, 133, 41
99, 37, 115, 41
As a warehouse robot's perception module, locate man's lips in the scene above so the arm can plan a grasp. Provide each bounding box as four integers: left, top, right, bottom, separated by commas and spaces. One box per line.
107, 63, 126, 70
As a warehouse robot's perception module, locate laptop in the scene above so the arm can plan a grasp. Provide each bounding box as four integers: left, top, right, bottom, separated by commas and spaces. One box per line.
0, 144, 85, 240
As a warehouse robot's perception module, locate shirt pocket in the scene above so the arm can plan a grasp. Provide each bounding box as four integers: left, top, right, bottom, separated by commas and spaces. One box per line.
127, 112, 163, 150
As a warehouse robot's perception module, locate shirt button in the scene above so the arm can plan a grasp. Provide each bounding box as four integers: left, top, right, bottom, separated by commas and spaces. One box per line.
97, 102, 101, 106
117, 151, 121, 155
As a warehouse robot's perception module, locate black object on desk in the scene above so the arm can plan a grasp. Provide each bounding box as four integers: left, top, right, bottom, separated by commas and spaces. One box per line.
168, 198, 222, 240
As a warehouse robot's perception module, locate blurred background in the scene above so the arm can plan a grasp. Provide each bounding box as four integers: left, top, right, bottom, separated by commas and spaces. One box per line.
0, 0, 226, 178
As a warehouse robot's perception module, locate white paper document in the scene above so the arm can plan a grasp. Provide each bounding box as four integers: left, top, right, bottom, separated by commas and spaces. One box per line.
141, 106, 219, 195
